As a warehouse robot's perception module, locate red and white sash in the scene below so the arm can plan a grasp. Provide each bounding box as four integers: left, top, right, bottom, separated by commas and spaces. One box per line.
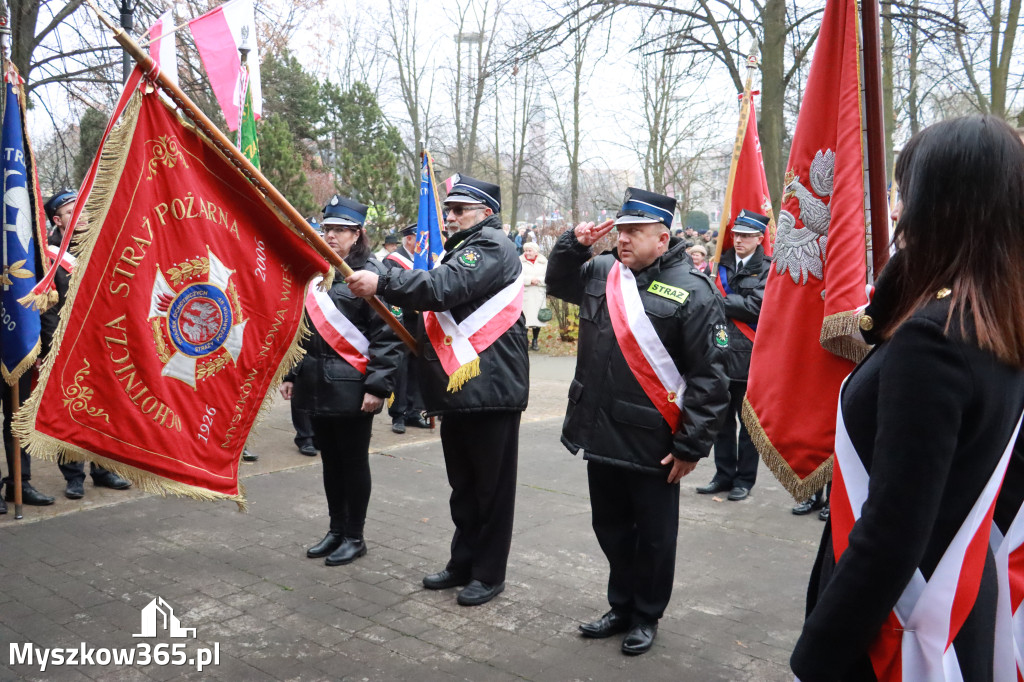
422, 275, 524, 392
304, 278, 370, 374
605, 262, 686, 428
46, 244, 76, 273
385, 252, 413, 270
827, 388, 1023, 682
992, 507, 1024, 682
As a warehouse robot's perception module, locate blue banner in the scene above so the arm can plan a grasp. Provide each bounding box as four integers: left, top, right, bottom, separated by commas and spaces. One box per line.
1, 77, 40, 383
414, 152, 444, 270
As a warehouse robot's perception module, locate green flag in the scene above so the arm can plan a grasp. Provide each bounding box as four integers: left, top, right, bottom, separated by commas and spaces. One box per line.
238, 64, 260, 169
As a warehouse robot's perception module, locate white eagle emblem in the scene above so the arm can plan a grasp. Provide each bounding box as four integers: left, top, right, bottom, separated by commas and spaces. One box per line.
774, 149, 835, 285
148, 247, 247, 387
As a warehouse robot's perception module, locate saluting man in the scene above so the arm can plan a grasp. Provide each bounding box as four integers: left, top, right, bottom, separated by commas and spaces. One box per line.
545, 188, 730, 655
347, 175, 528, 607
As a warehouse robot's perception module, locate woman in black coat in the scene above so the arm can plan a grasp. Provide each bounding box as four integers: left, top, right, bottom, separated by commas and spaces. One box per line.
280, 196, 402, 567
791, 117, 1024, 681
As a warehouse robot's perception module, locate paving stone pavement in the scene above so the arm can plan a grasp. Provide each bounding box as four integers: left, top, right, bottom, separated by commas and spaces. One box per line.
0, 355, 823, 681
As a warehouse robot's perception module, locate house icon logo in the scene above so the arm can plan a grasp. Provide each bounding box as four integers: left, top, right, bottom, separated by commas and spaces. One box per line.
132, 597, 196, 638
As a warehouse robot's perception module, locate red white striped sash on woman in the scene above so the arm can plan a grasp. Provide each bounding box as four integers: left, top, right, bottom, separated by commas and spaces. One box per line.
385, 252, 413, 270
304, 278, 369, 374
828, 387, 1023, 682
605, 262, 686, 428
992, 509, 1024, 682
422, 275, 523, 392
46, 244, 76, 273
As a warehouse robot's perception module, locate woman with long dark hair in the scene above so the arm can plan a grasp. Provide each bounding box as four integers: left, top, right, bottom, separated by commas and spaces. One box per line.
791, 116, 1024, 680
280, 196, 402, 567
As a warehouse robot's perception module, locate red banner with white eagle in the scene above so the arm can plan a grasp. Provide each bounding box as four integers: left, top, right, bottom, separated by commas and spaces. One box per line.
741, 0, 871, 502
15, 70, 327, 506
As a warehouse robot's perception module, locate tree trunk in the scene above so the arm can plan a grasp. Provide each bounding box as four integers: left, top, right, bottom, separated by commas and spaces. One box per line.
760, 0, 787, 214
881, 4, 895, 174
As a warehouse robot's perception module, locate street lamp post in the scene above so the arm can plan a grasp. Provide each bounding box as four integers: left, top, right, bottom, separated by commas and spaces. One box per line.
119, 0, 134, 83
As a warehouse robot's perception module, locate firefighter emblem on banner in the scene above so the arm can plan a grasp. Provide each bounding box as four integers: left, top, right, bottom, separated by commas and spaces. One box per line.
149, 248, 247, 387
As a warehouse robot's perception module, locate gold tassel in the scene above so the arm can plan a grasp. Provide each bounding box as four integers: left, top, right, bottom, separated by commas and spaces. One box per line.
741, 397, 833, 503
820, 310, 871, 363
17, 289, 55, 312
386, 392, 395, 408
446, 357, 480, 392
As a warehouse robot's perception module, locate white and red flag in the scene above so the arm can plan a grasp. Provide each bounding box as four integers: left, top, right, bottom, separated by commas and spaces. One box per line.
188, 0, 261, 131
741, 0, 871, 502
147, 10, 178, 87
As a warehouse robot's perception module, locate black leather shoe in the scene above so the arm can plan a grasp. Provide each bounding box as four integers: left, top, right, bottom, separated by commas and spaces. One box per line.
241, 448, 259, 462
6, 482, 55, 506
579, 610, 631, 639
696, 479, 731, 495
422, 569, 470, 590
457, 579, 504, 606
325, 538, 366, 566
92, 472, 131, 490
0, 496, 7, 514
65, 479, 85, 499
298, 444, 318, 457
727, 486, 750, 501
819, 504, 830, 522
407, 414, 431, 429
530, 339, 539, 351
391, 420, 406, 434
792, 494, 825, 516
307, 531, 344, 558
621, 623, 658, 655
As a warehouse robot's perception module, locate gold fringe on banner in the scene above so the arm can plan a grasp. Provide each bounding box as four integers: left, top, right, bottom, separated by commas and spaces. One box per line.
741, 396, 834, 502
820, 310, 871, 364
1, 339, 40, 386
446, 357, 480, 392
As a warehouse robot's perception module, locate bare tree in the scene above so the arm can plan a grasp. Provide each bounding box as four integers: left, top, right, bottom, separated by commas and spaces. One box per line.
949, 0, 1023, 121
504, 58, 543, 230
448, 0, 502, 176
510, 0, 825, 215
384, 0, 436, 174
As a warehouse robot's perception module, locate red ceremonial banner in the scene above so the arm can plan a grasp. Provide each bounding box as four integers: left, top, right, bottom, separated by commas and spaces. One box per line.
16, 71, 327, 506
741, 0, 871, 502
718, 96, 776, 257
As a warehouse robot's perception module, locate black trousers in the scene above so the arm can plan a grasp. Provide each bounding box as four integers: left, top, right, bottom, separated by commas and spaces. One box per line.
388, 353, 423, 422
292, 401, 313, 448
712, 380, 758, 489
588, 460, 679, 624
440, 411, 520, 584
312, 414, 373, 538
2, 373, 33, 482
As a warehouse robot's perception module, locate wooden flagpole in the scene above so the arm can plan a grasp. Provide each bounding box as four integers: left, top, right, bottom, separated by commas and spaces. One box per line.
84, 0, 417, 353
711, 51, 759, 274
860, 0, 890, 277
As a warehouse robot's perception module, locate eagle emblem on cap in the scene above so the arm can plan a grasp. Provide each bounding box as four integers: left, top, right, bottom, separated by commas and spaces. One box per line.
148, 247, 247, 387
